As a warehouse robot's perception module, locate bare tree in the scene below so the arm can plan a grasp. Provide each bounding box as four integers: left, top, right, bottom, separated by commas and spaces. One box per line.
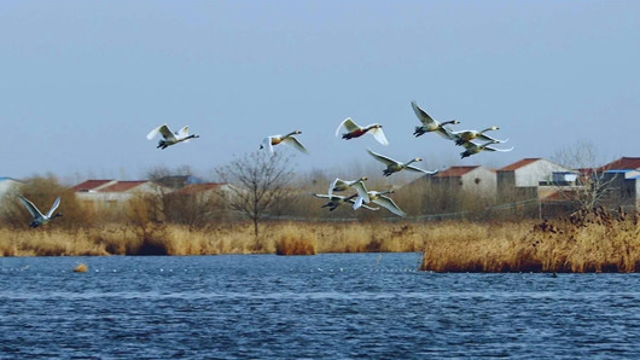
161, 186, 224, 229
551, 140, 618, 213
214, 151, 296, 238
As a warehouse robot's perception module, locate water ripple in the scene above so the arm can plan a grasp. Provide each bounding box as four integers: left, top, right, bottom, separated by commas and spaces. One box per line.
2, 254, 640, 359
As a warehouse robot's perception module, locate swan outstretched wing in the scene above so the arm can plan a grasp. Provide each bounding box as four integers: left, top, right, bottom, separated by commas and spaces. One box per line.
314, 193, 340, 200
436, 126, 457, 141
351, 181, 370, 204
262, 136, 275, 154
411, 101, 436, 126
485, 145, 514, 153
18, 195, 44, 220
146, 125, 163, 140
477, 133, 508, 144
367, 149, 398, 167
45, 196, 61, 218
370, 127, 389, 145
406, 165, 438, 175
359, 203, 379, 211
283, 136, 309, 154
352, 195, 365, 210
328, 178, 345, 198
349, 196, 379, 211
336, 118, 359, 137
158, 125, 177, 141
373, 196, 406, 217
147, 124, 176, 141
176, 126, 190, 140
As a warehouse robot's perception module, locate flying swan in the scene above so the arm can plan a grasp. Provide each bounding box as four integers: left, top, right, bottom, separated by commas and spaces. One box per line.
146, 124, 200, 149
335, 118, 389, 145
18, 195, 62, 228
367, 149, 438, 177
260, 130, 308, 154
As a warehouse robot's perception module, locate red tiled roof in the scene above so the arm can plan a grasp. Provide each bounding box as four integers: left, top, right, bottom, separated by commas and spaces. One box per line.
70, 179, 114, 192
100, 181, 149, 192
599, 157, 640, 171
499, 158, 541, 171
434, 166, 481, 178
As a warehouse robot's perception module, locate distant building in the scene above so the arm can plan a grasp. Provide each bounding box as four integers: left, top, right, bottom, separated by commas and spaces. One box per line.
428, 165, 497, 196
497, 158, 575, 200
598, 157, 640, 172
597, 157, 640, 210
72, 179, 167, 210
71, 177, 231, 211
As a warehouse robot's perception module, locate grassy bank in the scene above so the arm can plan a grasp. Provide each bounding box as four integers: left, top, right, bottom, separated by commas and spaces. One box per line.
3, 208, 640, 273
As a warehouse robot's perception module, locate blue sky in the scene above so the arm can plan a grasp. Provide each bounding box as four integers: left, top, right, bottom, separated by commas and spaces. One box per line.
1, 1, 638, 183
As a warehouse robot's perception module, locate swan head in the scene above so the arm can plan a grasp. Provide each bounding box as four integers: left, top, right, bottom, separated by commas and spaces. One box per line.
413, 158, 423, 162
489, 126, 499, 131
292, 130, 302, 135
368, 124, 383, 130
450, 120, 460, 125
360, 176, 368, 181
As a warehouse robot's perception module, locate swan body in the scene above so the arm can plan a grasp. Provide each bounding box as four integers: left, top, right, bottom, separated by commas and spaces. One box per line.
328, 177, 370, 203
460, 140, 514, 159
335, 118, 389, 145
449, 126, 508, 146
313, 193, 379, 212
146, 124, 200, 150
261, 130, 308, 154
411, 101, 460, 138
18, 195, 62, 228
353, 190, 406, 217
367, 149, 438, 177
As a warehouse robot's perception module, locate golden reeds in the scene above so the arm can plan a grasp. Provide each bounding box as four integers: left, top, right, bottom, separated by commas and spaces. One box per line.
2, 211, 640, 273
274, 223, 317, 255
419, 208, 640, 273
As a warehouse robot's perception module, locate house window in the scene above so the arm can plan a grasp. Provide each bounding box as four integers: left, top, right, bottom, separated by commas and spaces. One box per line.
475, 178, 481, 184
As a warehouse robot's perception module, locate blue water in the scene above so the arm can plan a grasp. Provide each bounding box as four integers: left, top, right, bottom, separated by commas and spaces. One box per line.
1, 253, 640, 359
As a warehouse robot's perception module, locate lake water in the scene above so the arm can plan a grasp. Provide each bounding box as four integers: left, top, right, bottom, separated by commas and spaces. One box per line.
1, 253, 640, 359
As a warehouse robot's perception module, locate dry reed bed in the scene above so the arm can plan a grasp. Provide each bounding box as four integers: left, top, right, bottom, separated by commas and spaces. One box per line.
420, 208, 640, 273
0, 221, 425, 257
2, 209, 640, 273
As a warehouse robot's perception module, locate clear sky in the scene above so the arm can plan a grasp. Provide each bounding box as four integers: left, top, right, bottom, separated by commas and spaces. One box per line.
1, 1, 639, 183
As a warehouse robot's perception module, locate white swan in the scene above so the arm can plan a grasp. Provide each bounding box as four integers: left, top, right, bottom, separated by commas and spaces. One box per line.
448, 126, 508, 146
460, 140, 514, 159
18, 195, 62, 228
313, 193, 379, 212
261, 130, 308, 154
328, 177, 370, 203
411, 101, 460, 138
335, 118, 389, 145
367, 149, 438, 177
353, 190, 406, 217
146, 124, 200, 149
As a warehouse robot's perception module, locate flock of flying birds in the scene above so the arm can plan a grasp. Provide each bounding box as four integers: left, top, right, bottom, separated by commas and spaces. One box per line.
17, 100, 512, 226
309, 101, 513, 217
